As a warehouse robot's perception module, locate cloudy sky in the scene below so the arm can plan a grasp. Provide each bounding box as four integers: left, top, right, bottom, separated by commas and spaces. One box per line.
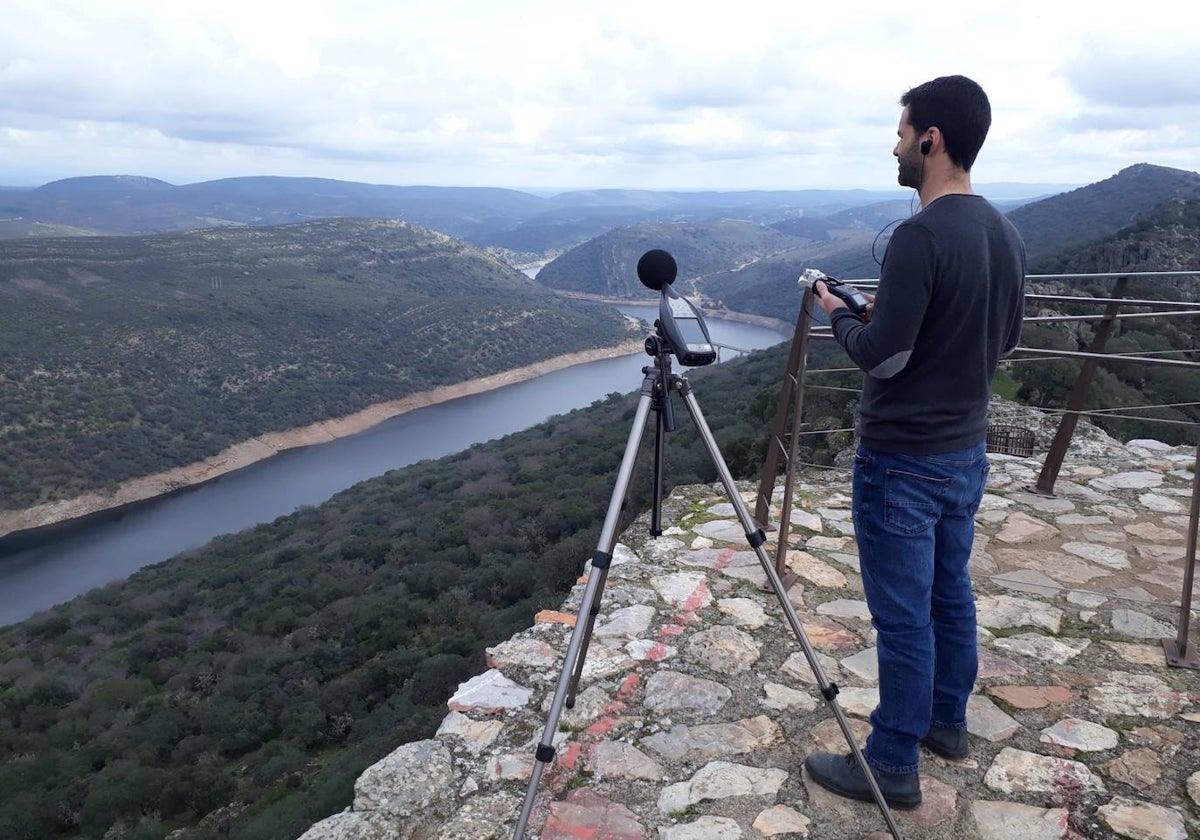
2, 0, 1197, 192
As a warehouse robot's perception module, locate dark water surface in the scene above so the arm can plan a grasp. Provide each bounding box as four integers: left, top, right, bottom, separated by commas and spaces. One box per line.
0, 307, 787, 625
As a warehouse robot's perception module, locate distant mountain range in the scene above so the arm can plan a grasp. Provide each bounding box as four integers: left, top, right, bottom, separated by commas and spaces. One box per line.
0, 173, 1069, 257
532, 164, 1200, 323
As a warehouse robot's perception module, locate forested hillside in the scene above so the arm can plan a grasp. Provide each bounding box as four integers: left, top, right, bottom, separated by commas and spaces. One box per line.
533, 217, 885, 324
1007, 163, 1200, 258
1013, 195, 1200, 443
0, 341, 800, 840
0, 219, 636, 508
533, 220, 805, 297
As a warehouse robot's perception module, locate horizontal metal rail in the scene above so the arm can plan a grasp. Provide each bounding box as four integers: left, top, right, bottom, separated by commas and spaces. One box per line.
1027, 311, 1200, 324
1027, 294, 1200, 309
1010, 347, 1200, 369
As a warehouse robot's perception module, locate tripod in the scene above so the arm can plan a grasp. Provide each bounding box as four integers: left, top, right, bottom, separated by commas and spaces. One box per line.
512, 322, 903, 839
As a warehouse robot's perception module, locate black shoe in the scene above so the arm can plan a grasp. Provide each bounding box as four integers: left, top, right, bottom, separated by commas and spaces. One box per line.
921, 725, 968, 760
803, 751, 922, 809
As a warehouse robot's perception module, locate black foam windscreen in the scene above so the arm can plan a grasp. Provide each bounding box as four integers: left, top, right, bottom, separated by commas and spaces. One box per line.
920, 139, 932, 155
637, 249, 677, 291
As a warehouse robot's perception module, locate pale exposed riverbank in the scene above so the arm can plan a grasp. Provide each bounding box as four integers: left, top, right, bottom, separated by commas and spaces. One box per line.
0, 339, 645, 540
554, 291, 794, 334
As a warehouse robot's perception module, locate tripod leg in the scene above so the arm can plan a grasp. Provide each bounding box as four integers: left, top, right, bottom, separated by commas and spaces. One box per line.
676, 382, 904, 840
650, 391, 667, 536
512, 391, 654, 839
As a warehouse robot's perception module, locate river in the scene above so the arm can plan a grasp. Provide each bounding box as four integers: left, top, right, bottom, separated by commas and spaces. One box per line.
0, 306, 787, 626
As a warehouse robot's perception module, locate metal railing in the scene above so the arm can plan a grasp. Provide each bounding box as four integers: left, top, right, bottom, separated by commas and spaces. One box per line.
754, 271, 1200, 669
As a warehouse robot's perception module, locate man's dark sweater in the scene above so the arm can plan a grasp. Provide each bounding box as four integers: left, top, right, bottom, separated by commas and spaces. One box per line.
830, 194, 1026, 455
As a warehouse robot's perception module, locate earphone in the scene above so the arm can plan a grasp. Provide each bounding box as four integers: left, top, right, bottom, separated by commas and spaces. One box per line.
920, 138, 932, 155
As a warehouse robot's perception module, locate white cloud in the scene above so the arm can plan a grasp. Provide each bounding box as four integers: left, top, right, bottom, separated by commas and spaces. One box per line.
0, 0, 1196, 190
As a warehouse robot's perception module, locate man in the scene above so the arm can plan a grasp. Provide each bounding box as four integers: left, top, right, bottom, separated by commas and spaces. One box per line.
805, 75, 1026, 809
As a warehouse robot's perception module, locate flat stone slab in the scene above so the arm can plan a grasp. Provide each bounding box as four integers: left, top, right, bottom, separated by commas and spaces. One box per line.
761, 681, 817, 712
982, 746, 1104, 795
543, 789, 645, 840
660, 816, 742, 839
987, 685, 1072, 710
447, 669, 533, 713
995, 512, 1060, 544
815, 598, 873, 621
643, 670, 731, 713
684, 624, 761, 674
693, 519, 749, 544
839, 647, 879, 684
1097, 796, 1188, 840
435, 711, 504, 753
786, 550, 848, 588
586, 741, 665, 781
485, 637, 560, 670
1111, 609, 1177, 640
1039, 717, 1119, 751
1090, 673, 1190, 719
353, 740, 455, 817
1123, 520, 1180, 542
1061, 540, 1130, 570
716, 597, 768, 629
1090, 470, 1164, 490
992, 633, 1090, 664
641, 715, 783, 762
595, 604, 657, 641
967, 694, 1022, 741
650, 572, 712, 611
752, 805, 812, 837
976, 594, 1063, 633
657, 761, 788, 813
970, 801, 1072, 840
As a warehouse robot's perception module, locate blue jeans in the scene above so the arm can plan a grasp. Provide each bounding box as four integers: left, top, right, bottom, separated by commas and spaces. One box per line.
851, 441, 989, 774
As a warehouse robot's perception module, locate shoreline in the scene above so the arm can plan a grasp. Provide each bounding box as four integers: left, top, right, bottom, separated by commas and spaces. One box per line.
0, 339, 645, 541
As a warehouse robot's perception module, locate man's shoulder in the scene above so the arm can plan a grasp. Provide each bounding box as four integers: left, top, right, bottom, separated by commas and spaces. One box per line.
909, 194, 1021, 238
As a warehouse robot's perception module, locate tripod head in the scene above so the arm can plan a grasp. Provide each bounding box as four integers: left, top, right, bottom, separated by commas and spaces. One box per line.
636, 249, 717, 367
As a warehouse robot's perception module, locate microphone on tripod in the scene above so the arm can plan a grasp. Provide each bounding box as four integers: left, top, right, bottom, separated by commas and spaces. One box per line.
637, 249, 677, 291
636, 249, 715, 368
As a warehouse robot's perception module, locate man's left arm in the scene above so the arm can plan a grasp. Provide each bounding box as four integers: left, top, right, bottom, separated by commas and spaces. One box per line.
816, 225, 935, 379
1000, 257, 1027, 358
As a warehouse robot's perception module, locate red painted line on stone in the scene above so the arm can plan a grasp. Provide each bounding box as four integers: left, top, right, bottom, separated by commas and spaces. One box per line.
615, 672, 641, 701
660, 623, 685, 636
585, 717, 618, 737
643, 643, 671, 661
671, 610, 698, 626
713, 547, 737, 570
543, 813, 600, 839
682, 578, 710, 611
558, 741, 584, 771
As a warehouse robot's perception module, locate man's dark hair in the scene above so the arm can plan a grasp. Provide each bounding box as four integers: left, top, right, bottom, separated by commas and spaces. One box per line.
901, 75, 992, 171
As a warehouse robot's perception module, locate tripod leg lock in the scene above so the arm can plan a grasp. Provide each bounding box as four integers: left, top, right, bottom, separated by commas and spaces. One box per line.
536, 744, 556, 763
820, 683, 840, 702
591, 551, 612, 570
746, 529, 767, 549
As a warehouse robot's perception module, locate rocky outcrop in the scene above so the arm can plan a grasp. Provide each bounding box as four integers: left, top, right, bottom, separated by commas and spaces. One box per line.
301, 412, 1199, 840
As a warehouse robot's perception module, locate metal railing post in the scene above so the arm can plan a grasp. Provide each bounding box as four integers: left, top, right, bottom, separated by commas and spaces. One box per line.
754, 287, 815, 587
1163, 443, 1200, 669
1033, 276, 1129, 495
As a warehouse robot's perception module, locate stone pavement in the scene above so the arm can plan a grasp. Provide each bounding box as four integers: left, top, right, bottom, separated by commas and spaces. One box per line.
300, 421, 1200, 840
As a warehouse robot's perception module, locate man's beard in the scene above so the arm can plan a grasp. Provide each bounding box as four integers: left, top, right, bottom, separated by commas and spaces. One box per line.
897, 147, 924, 190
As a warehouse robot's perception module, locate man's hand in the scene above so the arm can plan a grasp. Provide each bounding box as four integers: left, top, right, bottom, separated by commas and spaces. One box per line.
813, 280, 845, 317
814, 281, 874, 322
